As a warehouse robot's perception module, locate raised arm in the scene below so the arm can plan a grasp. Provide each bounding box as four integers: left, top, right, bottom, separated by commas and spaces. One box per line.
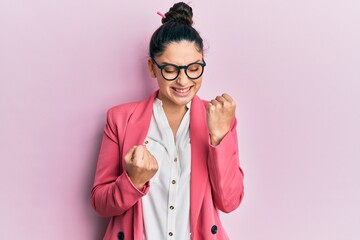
206, 93, 244, 212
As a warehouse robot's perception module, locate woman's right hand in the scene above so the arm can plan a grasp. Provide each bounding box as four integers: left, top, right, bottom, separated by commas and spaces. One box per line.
124, 145, 158, 189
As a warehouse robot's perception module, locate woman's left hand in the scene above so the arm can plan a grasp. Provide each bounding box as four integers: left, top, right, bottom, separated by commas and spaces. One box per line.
206, 93, 236, 146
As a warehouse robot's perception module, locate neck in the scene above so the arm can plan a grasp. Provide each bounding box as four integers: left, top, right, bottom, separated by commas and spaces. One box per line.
162, 101, 188, 117
156, 92, 190, 117
156, 95, 190, 138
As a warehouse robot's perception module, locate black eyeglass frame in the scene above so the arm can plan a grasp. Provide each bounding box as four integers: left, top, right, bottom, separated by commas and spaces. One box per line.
151, 58, 206, 81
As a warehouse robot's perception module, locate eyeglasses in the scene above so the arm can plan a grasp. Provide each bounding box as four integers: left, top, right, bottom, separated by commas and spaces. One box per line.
151, 58, 206, 81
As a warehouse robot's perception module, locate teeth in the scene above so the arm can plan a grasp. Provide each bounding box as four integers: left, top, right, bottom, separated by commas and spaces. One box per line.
174, 87, 190, 93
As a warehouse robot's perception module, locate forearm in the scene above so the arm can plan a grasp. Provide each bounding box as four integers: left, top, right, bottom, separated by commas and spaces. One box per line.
207, 119, 244, 213
91, 172, 149, 217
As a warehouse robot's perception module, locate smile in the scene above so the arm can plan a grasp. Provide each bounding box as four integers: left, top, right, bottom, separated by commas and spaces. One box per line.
172, 87, 191, 93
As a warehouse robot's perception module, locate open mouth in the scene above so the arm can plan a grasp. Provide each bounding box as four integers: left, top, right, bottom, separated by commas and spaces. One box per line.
172, 87, 192, 93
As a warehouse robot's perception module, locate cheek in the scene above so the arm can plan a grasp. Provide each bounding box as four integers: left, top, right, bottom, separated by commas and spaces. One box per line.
157, 78, 170, 90
195, 79, 202, 88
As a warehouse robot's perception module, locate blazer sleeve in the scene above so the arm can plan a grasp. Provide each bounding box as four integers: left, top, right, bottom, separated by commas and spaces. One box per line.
91, 107, 149, 217
207, 117, 244, 213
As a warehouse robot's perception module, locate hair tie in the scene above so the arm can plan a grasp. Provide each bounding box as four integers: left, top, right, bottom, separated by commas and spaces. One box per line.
157, 11, 166, 19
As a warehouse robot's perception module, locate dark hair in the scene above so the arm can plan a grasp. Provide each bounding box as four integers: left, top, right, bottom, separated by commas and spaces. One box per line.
149, 2, 204, 58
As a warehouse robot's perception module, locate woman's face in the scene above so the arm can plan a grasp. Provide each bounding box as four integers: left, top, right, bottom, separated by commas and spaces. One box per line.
148, 40, 204, 109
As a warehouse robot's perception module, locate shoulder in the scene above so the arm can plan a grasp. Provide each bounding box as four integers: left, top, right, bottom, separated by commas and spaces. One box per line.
107, 101, 139, 117
106, 100, 145, 126
106, 92, 157, 122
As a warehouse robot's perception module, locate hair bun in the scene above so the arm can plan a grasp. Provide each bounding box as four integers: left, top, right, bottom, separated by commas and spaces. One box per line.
162, 2, 193, 26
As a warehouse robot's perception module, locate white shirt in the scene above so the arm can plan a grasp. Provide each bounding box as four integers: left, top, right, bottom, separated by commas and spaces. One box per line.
142, 98, 192, 240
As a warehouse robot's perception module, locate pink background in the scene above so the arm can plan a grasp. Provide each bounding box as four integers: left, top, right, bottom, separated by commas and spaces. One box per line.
1, 0, 359, 239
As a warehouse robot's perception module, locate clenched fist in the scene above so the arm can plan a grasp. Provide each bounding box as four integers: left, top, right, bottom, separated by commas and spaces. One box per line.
124, 145, 158, 189
206, 93, 236, 146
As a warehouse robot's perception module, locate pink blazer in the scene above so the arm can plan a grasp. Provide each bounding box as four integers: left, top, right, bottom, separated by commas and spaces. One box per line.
91, 91, 244, 240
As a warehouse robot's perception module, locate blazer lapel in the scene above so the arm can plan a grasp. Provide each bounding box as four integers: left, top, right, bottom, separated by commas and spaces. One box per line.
190, 95, 209, 231
120, 91, 157, 240
121, 91, 157, 164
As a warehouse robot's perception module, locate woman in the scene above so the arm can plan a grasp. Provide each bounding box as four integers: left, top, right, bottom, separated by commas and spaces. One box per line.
91, 2, 244, 239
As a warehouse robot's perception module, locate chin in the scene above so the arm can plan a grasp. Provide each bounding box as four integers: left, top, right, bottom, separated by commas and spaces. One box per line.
174, 98, 192, 106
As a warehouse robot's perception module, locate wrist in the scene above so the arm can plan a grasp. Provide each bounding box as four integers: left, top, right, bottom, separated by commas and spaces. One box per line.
127, 174, 145, 190
210, 134, 222, 146
132, 179, 146, 190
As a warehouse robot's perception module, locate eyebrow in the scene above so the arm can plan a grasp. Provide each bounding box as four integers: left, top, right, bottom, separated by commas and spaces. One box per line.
159, 59, 203, 66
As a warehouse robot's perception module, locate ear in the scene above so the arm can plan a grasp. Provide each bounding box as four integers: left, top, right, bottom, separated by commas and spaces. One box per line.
147, 58, 156, 78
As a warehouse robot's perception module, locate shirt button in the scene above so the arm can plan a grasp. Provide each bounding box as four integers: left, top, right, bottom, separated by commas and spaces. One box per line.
169, 232, 173, 236
174, 157, 177, 162
144, 140, 149, 144
171, 180, 176, 184
170, 205, 174, 210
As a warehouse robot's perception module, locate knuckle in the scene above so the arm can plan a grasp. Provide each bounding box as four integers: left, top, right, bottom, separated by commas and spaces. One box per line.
209, 107, 216, 113
132, 161, 141, 168
222, 93, 230, 98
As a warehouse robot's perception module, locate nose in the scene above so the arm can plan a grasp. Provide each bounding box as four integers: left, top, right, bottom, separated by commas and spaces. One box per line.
176, 69, 191, 85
